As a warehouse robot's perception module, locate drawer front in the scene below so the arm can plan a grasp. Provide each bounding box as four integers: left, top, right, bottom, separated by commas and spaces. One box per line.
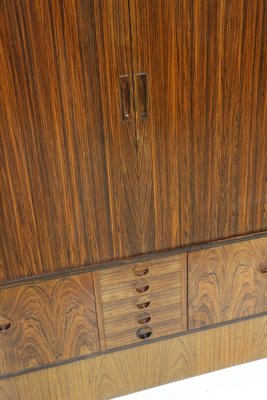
94, 255, 187, 349
188, 237, 267, 329
0, 273, 99, 376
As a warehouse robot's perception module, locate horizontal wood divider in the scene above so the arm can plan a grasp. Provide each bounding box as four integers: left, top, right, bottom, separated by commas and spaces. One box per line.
1, 230, 267, 290
1, 315, 267, 400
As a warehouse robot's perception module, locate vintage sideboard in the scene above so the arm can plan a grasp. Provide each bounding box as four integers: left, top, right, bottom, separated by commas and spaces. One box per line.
1, 1, 267, 399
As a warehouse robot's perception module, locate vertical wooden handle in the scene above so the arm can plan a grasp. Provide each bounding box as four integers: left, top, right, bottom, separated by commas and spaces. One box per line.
136, 73, 148, 119
119, 75, 132, 121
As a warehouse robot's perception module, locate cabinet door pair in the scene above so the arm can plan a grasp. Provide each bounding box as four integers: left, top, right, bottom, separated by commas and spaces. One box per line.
1, 1, 267, 282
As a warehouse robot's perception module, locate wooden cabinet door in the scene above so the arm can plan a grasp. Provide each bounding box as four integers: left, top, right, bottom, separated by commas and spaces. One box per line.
0, 0, 141, 282
188, 237, 267, 328
129, 0, 267, 252
0, 272, 98, 376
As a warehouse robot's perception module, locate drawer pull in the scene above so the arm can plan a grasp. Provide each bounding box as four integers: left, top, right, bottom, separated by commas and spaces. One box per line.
134, 280, 150, 293
135, 285, 149, 293
136, 326, 153, 339
136, 296, 150, 309
133, 266, 149, 277
0, 318, 11, 332
137, 311, 151, 324
134, 279, 149, 293
260, 262, 267, 273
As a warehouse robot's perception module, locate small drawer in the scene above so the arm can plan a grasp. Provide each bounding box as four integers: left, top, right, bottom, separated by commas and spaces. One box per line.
100, 270, 182, 302
94, 254, 187, 350
102, 284, 183, 318
0, 273, 99, 376
104, 303, 182, 329
98, 257, 181, 285
105, 317, 182, 349
188, 237, 267, 329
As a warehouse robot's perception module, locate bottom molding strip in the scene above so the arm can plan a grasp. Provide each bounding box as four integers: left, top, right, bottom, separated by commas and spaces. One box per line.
1, 314, 267, 400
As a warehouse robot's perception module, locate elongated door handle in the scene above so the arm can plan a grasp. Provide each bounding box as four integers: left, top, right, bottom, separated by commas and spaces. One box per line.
119, 75, 133, 121
136, 73, 148, 119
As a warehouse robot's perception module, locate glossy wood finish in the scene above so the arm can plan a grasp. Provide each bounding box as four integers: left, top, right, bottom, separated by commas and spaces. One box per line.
1, 1, 267, 397
1, 0, 267, 283
130, 0, 267, 252
1, 315, 267, 400
94, 254, 187, 349
189, 237, 267, 329
0, 0, 140, 282
0, 273, 99, 376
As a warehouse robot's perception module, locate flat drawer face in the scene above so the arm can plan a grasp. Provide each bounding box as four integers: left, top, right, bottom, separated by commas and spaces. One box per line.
188, 237, 267, 329
0, 273, 99, 376
95, 255, 187, 349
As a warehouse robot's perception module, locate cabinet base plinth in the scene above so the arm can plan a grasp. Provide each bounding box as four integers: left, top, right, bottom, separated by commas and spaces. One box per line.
1, 315, 267, 400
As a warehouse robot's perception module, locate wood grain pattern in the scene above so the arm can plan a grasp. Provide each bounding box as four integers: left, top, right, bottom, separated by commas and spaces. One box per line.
0, 0, 140, 282
1, 0, 267, 284
92, 271, 106, 352
0, 272, 99, 376
129, 0, 267, 252
94, 255, 187, 349
102, 304, 184, 349
189, 237, 267, 328
1, 315, 267, 400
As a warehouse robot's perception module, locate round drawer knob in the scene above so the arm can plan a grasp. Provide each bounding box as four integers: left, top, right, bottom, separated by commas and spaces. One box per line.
0, 317, 11, 332
136, 326, 153, 340
136, 296, 150, 309
134, 279, 150, 293
137, 311, 151, 324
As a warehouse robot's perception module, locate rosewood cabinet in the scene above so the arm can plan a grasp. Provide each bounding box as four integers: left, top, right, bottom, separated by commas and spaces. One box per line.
0, 1, 267, 399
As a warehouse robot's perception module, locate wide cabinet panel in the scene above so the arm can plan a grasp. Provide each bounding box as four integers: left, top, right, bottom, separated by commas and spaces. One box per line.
0, 272, 99, 376
188, 237, 267, 329
1, 0, 267, 283
0, 0, 140, 282
129, 0, 267, 251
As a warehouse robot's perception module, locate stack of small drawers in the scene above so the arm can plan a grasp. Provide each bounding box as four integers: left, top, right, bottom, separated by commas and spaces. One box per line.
95, 254, 187, 349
